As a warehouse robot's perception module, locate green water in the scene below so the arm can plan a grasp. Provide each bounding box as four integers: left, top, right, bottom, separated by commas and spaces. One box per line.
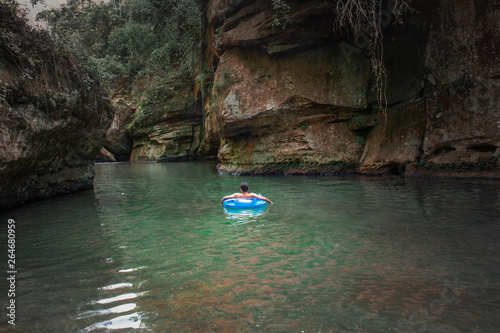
1, 161, 500, 332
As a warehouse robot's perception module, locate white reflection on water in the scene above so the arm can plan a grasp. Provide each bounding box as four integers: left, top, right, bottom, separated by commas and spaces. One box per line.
98, 283, 133, 290
77, 303, 137, 319
118, 266, 147, 273
224, 207, 268, 227
92, 292, 147, 305
81, 312, 146, 331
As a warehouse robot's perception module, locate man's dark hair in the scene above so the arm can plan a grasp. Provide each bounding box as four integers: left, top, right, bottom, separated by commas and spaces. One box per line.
240, 182, 249, 192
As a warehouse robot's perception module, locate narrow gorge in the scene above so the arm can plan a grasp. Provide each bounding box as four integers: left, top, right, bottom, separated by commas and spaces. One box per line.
126, 0, 499, 176
1, 0, 499, 210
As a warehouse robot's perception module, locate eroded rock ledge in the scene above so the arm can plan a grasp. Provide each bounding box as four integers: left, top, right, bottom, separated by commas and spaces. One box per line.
203, 0, 500, 177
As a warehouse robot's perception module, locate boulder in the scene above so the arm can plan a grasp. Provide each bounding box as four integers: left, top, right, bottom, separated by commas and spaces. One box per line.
101, 98, 135, 161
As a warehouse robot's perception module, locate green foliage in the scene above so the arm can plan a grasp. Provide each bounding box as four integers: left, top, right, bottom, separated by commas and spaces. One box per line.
89, 55, 127, 81
0, 0, 104, 98
37, 0, 202, 85
127, 73, 195, 132
271, 0, 291, 29
36, 0, 123, 59
107, 21, 156, 76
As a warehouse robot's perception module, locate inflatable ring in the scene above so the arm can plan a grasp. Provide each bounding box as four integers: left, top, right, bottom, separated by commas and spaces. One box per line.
222, 198, 267, 209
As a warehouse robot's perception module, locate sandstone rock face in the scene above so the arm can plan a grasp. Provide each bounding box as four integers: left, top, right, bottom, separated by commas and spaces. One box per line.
415, 0, 500, 177
206, 0, 372, 174
96, 147, 117, 163
361, 0, 500, 177
210, 0, 337, 54
0, 7, 113, 211
212, 45, 369, 174
207, 0, 500, 177
359, 103, 427, 175
96, 98, 135, 162
127, 79, 203, 162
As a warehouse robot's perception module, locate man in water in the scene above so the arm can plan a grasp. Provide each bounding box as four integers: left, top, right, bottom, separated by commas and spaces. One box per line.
220, 182, 273, 205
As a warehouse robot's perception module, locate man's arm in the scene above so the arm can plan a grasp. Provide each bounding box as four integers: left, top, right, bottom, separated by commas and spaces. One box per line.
250, 193, 273, 205
220, 193, 237, 204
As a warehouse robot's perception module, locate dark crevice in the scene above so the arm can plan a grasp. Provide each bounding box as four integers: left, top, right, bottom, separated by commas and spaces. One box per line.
386, 163, 406, 176
416, 97, 428, 168
430, 145, 456, 157
467, 143, 497, 153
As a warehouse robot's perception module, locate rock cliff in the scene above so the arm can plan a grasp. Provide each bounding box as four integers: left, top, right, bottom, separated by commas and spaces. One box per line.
96, 98, 135, 162
203, 0, 500, 177
0, 3, 113, 211
6, 0, 496, 191
127, 76, 204, 162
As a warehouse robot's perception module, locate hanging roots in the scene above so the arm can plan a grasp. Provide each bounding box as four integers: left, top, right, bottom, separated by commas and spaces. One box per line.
334, 0, 413, 121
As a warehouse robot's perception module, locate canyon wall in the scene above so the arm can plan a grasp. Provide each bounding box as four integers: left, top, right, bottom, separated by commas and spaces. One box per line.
126, 76, 205, 162
202, 0, 500, 176
1, 0, 498, 211
0, 5, 113, 211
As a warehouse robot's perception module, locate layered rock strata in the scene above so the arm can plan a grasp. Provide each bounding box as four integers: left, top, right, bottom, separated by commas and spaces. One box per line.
204, 0, 500, 177
127, 78, 204, 162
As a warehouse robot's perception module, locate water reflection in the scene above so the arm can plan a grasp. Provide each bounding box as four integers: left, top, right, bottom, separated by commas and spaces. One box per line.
98, 283, 133, 290
81, 312, 146, 331
76, 303, 137, 319
224, 207, 268, 226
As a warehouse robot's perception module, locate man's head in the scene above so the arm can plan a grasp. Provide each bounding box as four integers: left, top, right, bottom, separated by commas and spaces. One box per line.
240, 182, 249, 192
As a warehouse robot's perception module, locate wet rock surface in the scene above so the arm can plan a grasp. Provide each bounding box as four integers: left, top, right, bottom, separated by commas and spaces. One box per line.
206, 0, 500, 177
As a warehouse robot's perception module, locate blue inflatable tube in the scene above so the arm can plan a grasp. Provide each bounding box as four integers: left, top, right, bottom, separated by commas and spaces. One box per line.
222, 198, 267, 209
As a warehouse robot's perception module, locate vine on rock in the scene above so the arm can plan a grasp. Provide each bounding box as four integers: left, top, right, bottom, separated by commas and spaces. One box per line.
269, 0, 412, 122
271, 0, 291, 29
334, 0, 413, 119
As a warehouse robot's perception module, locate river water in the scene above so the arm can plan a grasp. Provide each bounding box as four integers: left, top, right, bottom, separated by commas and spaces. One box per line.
1, 161, 499, 332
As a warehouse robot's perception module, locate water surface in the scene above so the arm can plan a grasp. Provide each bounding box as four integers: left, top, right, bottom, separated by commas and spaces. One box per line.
1, 162, 499, 332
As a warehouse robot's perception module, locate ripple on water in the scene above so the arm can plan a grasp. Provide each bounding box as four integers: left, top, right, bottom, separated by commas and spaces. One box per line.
81, 312, 146, 332
76, 303, 137, 319
98, 283, 134, 290
92, 292, 147, 305
3, 163, 499, 332
77, 263, 151, 331
118, 266, 147, 273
